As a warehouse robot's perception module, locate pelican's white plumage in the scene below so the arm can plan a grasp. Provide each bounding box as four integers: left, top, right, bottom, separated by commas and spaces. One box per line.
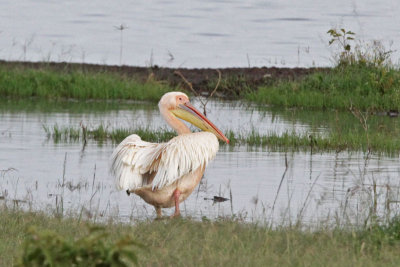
111, 131, 219, 191
110, 91, 228, 217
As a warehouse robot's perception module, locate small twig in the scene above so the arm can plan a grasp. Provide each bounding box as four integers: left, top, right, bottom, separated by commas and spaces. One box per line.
174, 70, 203, 101
271, 154, 289, 222
230, 188, 233, 216
114, 24, 128, 66
174, 69, 221, 116
349, 104, 369, 132
204, 69, 221, 107
92, 164, 96, 193
349, 103, 371, 152
61, 153, 67, 188
80, 121, 88, 145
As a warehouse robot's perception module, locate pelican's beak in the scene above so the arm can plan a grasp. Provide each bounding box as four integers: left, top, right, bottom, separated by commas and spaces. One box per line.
171, 101, 229, 144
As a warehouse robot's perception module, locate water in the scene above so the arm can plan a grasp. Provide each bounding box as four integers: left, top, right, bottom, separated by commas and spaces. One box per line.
1, 0, 399, 68
1, 99, 400, 225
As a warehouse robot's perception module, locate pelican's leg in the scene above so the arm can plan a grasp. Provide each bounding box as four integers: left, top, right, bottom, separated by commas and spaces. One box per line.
172, 189, 181, 217
155, 206, 162, 218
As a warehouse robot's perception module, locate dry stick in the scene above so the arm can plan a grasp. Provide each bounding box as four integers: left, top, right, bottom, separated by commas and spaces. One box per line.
61, 152, 67, 188
89, 164, 97, 211
349, 103, 371, 153
174, 70, 221, 116
58, 152, 67, 217
203, 69, 222, 108
230, 188, 234, 216
174, 70, 202, 99
114, 24, 128, 66
80, 122, 88, 155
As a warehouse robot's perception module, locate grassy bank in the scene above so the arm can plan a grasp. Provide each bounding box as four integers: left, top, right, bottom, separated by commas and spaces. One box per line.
0, 64, 173, 102
247, 31, 400, 111
1, 61, 400, 112
246, 64, 400, 111
43, 124, 400, 155
2, 208, 400, 266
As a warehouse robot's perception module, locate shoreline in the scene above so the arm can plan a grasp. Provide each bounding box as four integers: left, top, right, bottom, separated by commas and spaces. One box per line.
1, 59, 399, 112
0, 60, 328, 96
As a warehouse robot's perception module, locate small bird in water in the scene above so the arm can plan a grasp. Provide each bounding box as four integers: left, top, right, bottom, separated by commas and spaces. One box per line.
111, 92, 229, 217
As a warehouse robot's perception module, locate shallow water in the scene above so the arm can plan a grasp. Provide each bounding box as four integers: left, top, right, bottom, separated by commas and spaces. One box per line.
1, 0, 399, 67
1, 99, 400, 224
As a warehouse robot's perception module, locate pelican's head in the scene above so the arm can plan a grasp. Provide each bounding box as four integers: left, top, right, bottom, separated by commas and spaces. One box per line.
159, 92, 229, 144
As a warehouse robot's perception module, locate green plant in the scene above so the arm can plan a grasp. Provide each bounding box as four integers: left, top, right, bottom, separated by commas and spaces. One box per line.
327, 28, 356, 66
3, 208, 400, 266
19, 226, 142, 266
328, 28, 393, 68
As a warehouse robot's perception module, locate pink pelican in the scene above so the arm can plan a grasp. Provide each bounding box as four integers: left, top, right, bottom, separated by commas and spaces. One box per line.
111, 92, 229, 217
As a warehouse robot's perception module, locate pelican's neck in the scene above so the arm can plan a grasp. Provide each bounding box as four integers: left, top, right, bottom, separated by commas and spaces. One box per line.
161, 108, 191, 135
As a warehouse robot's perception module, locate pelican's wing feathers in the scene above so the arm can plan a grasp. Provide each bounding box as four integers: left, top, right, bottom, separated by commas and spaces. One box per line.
111, 132, 219, 191
110, 134, 158, 190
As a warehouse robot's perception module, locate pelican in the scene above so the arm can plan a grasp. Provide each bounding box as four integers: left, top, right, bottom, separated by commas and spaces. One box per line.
111, 92, 229, 217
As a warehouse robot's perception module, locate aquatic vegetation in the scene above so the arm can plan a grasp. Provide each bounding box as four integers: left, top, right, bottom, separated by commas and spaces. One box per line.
42, 122, 400, 155
42, 124, 177, 144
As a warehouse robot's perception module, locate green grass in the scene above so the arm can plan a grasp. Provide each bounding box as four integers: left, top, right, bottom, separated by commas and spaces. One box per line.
43, 124, 400, 155
2, 208, 400, 266
229, 129, 400, 154
2, 62, 400, 112
42, 124, 177, 144
245, 64, 400, 111
0, 65, 174, 101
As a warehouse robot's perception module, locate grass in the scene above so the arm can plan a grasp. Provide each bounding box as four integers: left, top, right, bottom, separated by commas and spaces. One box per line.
2, 207, 400, 266
1, 60, 400, 112
246, 30, 400, 111
42, 124, 177, 144
43, 123, 400, 155
245, 64, 400, 111
0, 65, 174, 101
